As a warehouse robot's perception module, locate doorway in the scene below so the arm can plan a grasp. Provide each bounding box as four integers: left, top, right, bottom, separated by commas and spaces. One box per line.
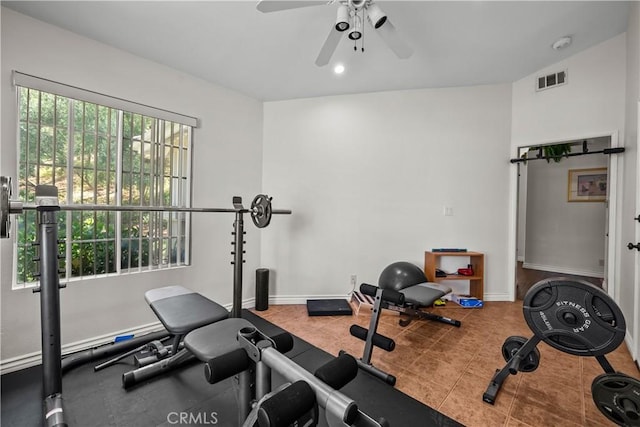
515, 136, 613, 300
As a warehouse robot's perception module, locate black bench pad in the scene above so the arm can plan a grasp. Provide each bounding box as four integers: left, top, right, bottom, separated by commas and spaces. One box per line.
184, 318, 254, 362
400, 282, 451, 306
146, 286, 229, 335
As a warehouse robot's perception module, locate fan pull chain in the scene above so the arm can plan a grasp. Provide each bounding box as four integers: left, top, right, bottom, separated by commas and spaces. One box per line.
361, 8, 365, 52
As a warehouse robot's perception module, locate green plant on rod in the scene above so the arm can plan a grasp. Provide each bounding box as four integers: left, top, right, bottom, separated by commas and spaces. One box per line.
522, 143, 573, 163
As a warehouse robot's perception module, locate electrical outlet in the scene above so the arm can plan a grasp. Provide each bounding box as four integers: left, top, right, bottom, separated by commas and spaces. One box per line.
350, 274, 357, 288
444, 206, 454, 216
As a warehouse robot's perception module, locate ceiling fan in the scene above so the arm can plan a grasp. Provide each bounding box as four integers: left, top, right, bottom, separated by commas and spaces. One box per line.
256, 0, 413, 66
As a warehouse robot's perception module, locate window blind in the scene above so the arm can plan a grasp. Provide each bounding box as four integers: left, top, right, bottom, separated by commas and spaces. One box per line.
12, 71, 199, 128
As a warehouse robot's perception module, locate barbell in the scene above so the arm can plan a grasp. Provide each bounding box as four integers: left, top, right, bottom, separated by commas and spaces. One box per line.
0, 176, 290, 239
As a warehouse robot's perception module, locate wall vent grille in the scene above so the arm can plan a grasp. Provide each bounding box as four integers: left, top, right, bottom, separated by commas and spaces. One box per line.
536, 70, 567, 91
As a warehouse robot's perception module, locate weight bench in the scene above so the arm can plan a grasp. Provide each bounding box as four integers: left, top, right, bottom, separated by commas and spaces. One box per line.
184, 318, 294, 426
344, 282, 461, 385
120, 285, 229, 388
183, 318, 387, 427
387, 281, 461, 327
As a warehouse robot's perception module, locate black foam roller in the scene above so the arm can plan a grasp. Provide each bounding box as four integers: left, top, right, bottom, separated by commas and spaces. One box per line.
257, 381, 316, 427
204, 348, 251, 384
256, 268, 269, 311
269, 331, 294, 354
359, 283, 378, 297
314, 353, 358, 390
349, 325, 395, 352
359, 283, 405, 305
382, 288, 405, 305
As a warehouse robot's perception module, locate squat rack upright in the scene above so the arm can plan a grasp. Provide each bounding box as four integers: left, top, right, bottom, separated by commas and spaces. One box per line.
0, 176, 291, 427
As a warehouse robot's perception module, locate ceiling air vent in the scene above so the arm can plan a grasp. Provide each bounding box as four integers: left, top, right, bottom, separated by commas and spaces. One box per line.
536, 70, 567, 91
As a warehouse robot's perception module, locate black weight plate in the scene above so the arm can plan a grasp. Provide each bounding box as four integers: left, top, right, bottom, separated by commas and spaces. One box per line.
523, 278, 626, 357
501, 335, 541, 373
592, 372, 640, 426
251, 194, 272, 228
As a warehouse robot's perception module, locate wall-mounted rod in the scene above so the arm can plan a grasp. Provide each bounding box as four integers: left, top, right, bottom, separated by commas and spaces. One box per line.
510, 147, 625, 164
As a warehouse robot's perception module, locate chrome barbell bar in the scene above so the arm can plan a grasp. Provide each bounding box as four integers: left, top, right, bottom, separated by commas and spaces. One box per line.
1, 176, 291, 239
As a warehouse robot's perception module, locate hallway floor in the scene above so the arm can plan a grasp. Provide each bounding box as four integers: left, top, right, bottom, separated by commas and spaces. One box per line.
515, 262, 603, 300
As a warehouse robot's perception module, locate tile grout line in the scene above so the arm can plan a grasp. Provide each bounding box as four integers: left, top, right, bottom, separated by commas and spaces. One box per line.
503, 374, 525, 426
435, 346, 475, 412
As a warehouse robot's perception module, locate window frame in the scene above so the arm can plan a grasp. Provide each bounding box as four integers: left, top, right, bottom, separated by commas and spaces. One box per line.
12, 72, 197, 289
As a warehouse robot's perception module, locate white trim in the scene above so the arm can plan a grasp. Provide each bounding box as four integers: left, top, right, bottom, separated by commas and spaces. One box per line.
264, 294, 351, 305
507, 149, 519, 303
607, 131, 620, 301
259, 292, 513, 306
482, 292, 512, 301
634, 102, 640, 362
12, 71, 199, 128
0, 321, 163, 374
521, 262, 605, 279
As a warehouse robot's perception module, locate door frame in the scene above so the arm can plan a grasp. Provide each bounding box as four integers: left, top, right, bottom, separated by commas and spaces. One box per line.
508, 130, 621, 302
634, 103, 640, 363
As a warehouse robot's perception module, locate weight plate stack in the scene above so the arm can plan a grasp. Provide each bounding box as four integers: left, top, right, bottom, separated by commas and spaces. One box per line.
251, 194, 272, 228
522, 278, 626, 357
592, 372, 640, 426
501, 336, 541, 373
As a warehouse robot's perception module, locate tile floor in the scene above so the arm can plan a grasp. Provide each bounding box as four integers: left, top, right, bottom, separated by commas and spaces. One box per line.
252, 301, 640, 427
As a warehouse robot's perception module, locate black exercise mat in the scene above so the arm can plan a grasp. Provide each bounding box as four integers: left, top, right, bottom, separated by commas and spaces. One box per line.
1, 309, 460, 426
306, 299, 353, 316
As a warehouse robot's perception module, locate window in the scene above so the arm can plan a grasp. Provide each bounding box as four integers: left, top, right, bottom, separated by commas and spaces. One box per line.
15, 79, 194, 287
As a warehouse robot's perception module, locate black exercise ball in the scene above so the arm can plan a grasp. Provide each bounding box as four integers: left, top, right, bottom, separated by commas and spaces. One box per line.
378, 261, 426, 292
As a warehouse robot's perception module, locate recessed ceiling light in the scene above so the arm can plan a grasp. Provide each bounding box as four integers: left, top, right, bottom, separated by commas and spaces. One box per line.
334, 64, 345, 74
552, 36, 572, 50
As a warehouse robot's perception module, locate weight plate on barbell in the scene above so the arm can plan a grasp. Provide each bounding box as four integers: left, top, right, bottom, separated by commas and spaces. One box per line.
592, 372, 640, 426
523, 278, 626, 357
501, 335, 541, 373
251, 194, 272, 229
1, 176, 11, 239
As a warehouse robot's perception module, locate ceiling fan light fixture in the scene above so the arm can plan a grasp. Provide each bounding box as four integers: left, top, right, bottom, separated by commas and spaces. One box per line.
348, 15, 362, 40
335, 5, 350, 32
348, 0, 367, 10
366, 3, 387, 29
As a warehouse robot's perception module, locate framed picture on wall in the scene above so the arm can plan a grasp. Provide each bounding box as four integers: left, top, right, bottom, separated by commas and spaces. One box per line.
567, 167, 608, 202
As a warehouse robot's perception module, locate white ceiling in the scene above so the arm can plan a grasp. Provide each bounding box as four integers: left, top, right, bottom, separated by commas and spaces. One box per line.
2, 1, 630, 101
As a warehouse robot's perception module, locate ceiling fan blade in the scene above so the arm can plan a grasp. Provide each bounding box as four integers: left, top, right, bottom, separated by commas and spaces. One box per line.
256, 1, 328, 13
376, 20, 413, 59
315, 26, 343, 66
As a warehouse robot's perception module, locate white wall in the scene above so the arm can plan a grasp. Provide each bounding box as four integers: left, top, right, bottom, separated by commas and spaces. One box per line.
523, 140, 609, 277
261, 85, 513, 301
622, 2, 639, 361
0, 8, 264, 365
512, 34, 626, 146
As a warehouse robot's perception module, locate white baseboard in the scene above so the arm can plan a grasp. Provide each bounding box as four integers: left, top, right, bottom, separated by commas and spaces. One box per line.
522, 262, 604, 279
266, 294, 350, 305
482, 293, 512, 302
0, 321, 164, 374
